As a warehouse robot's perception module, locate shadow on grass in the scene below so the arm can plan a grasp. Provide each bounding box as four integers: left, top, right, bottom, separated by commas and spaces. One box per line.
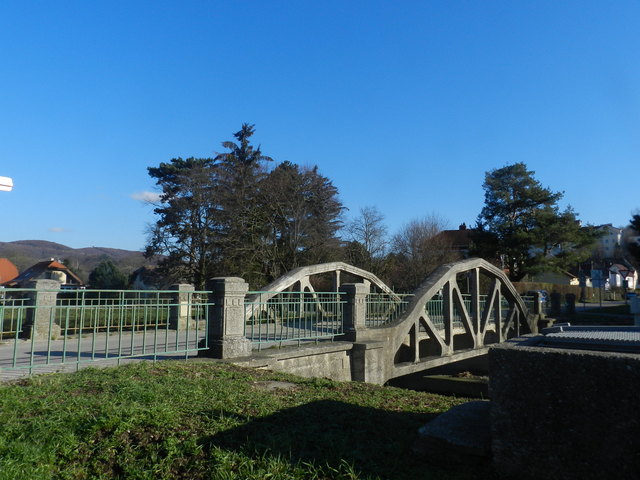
204, 400, 491, 479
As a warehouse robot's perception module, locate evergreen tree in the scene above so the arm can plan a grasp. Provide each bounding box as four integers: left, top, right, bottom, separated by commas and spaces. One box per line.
258, 161, 343, 283
625, 213, 640, 270
474, 162, 598, 281
214, 124, 273, 281
89, 259, 128, 290
145, 158, 221, 290
145, 125, 344, 289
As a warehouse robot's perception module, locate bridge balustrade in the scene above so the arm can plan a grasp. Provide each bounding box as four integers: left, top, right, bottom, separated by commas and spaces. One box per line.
0, 281, 211, 378
244, 290, 345, 350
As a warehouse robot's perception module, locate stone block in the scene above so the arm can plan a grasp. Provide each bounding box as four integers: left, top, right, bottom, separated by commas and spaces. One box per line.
489, 338, 640, 479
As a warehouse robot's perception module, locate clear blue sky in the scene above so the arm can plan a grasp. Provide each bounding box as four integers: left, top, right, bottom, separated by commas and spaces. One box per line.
1, 1, 639, 251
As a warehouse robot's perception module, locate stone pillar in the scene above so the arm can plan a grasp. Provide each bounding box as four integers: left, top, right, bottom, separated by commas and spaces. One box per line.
565, 293, 576, 315
22, 279, 61, 340
339, 283, 369, 340
549, 291, 562, 316
204, 277, 252, 358
532, 291, 545, 316
169, 284, 195, 330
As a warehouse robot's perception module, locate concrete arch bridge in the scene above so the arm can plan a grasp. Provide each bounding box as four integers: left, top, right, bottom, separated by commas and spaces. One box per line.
216, 258, 538, 385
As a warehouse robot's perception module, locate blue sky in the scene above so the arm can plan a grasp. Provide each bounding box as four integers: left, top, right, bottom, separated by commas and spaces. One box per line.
1, 1, 639, 251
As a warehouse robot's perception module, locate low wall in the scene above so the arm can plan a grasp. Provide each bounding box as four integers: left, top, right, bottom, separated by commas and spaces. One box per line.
231, 341, 387, 384
489, 337, 640, 479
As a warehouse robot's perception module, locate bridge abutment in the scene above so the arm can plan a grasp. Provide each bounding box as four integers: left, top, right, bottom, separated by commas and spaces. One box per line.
351, 341, 386, 384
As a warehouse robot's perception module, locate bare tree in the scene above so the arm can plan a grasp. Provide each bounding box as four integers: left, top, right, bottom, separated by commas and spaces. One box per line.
345, 206, 388, 273
388, 214, 458, 291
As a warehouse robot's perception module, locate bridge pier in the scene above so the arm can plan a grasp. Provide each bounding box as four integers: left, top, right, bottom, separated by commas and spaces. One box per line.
351, 342, 385, 384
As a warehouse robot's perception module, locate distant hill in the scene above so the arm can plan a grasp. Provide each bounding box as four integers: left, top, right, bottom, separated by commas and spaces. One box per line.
0, 240, 156, 283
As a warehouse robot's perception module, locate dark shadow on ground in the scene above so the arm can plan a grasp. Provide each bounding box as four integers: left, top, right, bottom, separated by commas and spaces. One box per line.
203, 400, 495, 480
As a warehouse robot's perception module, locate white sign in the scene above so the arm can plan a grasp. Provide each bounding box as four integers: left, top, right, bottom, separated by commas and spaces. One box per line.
0, 176, 13, 192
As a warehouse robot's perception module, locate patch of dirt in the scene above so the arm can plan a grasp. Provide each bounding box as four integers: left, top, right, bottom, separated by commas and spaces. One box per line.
251, 381, 298, 391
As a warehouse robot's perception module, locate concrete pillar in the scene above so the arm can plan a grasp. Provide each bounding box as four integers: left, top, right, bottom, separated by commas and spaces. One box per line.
351, 341, 385, 384
565, 293, 576, 315
204, 277, 252, 358
550, 291, 562, 316
532, 291, 545, 316
340, 283, 369, 340
22, 279, 61, 340
169, 284, 195, 330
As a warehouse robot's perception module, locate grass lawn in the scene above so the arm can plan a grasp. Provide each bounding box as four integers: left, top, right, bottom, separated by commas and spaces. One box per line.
0, 361, 492, 480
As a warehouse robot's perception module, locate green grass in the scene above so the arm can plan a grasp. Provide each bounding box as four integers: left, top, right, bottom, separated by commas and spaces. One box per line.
0, 361, 491, 480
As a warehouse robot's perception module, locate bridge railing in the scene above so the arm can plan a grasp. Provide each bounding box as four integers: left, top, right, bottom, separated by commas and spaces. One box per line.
244, 291, 345, 349
364, 292, 527, 329
365, 293, 414, 327
0, 281, 211, 378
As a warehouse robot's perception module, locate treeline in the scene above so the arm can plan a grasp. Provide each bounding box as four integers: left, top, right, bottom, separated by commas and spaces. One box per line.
144, 124, 460, 291
144, 124, 623, 293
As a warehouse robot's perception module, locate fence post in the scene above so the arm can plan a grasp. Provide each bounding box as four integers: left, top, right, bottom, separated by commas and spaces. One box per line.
565, 293, 576, 315
205, 277, 252, 358
169, 284, 195, 330
631, 297, 640, 326
531, 291, 542, 315
340, 283, 369, 340
22, 279, 61, 340
550, 291, 562, 316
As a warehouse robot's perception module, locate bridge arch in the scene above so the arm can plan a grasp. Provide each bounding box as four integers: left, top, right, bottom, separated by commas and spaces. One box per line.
239, 258, 536, 384
247, 262, 395, 301
359, 258, 536, 382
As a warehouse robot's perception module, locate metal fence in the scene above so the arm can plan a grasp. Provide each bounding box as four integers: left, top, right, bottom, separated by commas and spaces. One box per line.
365, 292, 534, 329
245, 291, 345, 349
0, 288, 211, 379
366, 293, 414, 327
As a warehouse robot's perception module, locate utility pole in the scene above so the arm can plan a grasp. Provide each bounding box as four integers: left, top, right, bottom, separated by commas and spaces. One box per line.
0, 176, 13, 192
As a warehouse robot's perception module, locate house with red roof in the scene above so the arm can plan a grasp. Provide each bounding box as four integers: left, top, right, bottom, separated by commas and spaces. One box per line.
0, 258, 19, 284
2, 259, 84, 289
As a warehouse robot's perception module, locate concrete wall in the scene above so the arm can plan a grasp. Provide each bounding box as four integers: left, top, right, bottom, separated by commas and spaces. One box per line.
489, 338, 640, 479
232, 341, 388, 384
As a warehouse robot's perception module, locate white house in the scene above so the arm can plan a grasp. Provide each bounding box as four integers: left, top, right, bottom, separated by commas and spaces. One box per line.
596, 224, 623, 259
608, 263, 637, 290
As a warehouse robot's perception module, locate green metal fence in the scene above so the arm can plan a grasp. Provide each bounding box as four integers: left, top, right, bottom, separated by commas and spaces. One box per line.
365, 292, 532, 329
365, 293, 414, 327
427, 295, 512, 329
0, 288, 211, 379
245, 291, 345, 349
